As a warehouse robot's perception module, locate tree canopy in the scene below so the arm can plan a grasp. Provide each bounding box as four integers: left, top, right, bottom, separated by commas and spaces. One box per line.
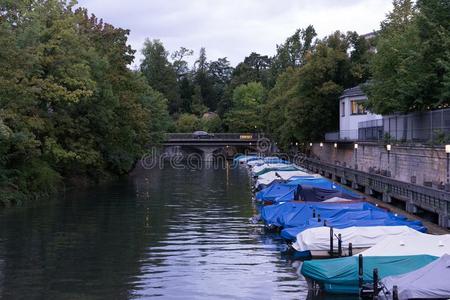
366, 0, 450, 114
0, 0, 169, 205
2, 0, 448, 204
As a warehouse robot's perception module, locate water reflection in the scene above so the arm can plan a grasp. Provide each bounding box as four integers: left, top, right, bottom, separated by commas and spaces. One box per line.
0, 164, 315, 299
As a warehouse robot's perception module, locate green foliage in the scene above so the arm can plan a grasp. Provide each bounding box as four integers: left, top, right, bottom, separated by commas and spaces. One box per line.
224, 82, 265, 132
367, 0, 450, 114
141, 39, 180, 113
0, 1, 169, 205
200, 115, 223, 133
263, 32, 367, 148
175, 113, 201, 133
269, 25, 317, 86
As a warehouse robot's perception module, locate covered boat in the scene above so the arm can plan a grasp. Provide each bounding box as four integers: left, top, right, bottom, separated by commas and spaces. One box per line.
360, 231, 450, 257
252, 164, 300, 177
275, 202, 384, 229
301, 255, 437, 294
292, 226, 419, 258
234, 155, 259, 164
280, 210, 425, 241
260, 201, 377, 227
255, 171, 315, 189
380, 254, 450, 300
246, 159, 265, 167
255, 183, 301, 204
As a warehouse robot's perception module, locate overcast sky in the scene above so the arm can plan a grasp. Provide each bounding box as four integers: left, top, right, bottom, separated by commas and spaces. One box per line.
77, 0, 394, 68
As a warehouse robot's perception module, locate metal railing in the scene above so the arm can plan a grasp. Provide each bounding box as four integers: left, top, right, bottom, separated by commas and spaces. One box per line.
165, 133, 263, 141
300, 157, 450, 228
325, 108, 450, 144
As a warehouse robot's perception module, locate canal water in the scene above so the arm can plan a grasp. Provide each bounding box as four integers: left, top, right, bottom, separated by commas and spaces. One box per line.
0, 164, 322, 299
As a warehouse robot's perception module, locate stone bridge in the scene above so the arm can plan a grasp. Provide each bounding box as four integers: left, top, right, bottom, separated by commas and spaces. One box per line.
163, 133, 268, 161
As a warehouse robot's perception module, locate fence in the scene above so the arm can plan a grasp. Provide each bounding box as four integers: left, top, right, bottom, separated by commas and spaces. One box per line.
325, 108, 450, 144
166, 133, 263, 141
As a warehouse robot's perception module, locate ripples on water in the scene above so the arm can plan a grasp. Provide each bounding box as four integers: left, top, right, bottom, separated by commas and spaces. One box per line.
0, 165, 330, 299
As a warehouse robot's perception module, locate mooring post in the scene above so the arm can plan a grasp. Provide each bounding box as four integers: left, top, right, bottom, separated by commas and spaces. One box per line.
358, 254, 364, 290
337, 233, 342, 257
317, 214, 321, 222
313, 208, 316, 218
349, 243, 353, 256
373, 268, 379, 297
393, 285, 399, 300
329, 227, 334, 256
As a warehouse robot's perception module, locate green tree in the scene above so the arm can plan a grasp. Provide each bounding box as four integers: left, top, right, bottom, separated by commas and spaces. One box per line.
269, 25, 317, 85
366, 0, 450, 114
175, 113, 200, 132
141, 39, 180, 113
224, 82, 265, 132
0, 1, 170, 205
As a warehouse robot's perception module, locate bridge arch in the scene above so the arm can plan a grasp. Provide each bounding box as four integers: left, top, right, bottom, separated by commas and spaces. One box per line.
163, 133, 269, 161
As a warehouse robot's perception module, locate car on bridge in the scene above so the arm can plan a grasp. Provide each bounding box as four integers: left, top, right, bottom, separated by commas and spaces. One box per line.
192, 131, 212, 139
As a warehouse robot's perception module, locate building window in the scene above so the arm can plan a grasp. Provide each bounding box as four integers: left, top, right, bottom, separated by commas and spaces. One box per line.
351, 100, 367, 115
341, 102, 345, 116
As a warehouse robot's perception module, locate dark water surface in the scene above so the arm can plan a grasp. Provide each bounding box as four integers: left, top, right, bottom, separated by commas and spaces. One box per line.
0, 165, 313, 299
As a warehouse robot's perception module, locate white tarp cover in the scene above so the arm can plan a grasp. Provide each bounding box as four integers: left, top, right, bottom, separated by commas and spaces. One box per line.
246, 159, 265, 167
380, 254, 450, 300
361, 231, 450, 257
255, 171, 317, 188
322, 197, 354, 203
251, 163, 294, 174
236, 156, 257, 163
293, 226, 417, 252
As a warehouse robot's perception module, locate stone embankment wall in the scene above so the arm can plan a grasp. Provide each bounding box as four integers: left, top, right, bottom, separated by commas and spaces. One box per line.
310, 142, 448, 190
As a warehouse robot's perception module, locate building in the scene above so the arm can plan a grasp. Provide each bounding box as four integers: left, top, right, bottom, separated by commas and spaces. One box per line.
338, 85, 382, 140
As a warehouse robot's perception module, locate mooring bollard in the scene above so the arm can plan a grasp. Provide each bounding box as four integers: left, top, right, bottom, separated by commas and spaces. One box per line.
393, 285, 399, 300
329, 227, 334, 256
317, 213, 321, 222
373, 268, 379, 297
358, 254, 364, 290
323, 220, 327, 226
349, 242, 353, 256
312, 208, 316, 218
337, 233, 342, 257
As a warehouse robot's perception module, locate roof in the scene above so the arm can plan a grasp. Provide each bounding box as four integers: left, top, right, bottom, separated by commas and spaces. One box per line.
339, 85, 366, 99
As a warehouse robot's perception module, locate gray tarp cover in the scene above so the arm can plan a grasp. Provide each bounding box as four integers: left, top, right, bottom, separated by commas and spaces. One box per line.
381, 254, 450, 299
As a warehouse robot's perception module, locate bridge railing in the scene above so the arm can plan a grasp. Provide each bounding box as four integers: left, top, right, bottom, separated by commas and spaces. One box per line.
165, 133, 264, 140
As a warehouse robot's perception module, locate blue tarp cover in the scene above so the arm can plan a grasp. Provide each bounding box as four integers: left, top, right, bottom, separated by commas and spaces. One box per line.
280, 211, 426, 240
301, 255, 437, 294
260, 202, 378, 227
256, 178, 364, 203
255, 184, 300, 202
253, 166, 299, 177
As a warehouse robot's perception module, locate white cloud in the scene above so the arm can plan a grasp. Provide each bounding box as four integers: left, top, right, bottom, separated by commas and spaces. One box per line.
77, 0, 393, 67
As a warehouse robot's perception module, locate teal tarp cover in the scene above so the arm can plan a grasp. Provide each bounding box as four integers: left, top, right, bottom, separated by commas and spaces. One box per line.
301, 255, 437, 294
253, 166, 298, 177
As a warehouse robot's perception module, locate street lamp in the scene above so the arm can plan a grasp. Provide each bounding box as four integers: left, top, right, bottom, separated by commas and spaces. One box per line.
320, 142, 323, 147
446, 145, 450, 184
334, 143, 337, 148
354, 143, 358, 169
309, 142, 313, 147
387, 144, 391, 164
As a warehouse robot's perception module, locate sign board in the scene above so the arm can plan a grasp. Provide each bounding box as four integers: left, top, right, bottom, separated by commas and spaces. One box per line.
239, 134, 254, 140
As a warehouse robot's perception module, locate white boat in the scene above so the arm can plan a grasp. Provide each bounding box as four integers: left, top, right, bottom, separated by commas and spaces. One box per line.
246, 159, 266, 167
360, 231, 450, 257
292, 226, 418, 258
251, 163, 295, 174
255, 171, 316, 188
380, 254, 450, 300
